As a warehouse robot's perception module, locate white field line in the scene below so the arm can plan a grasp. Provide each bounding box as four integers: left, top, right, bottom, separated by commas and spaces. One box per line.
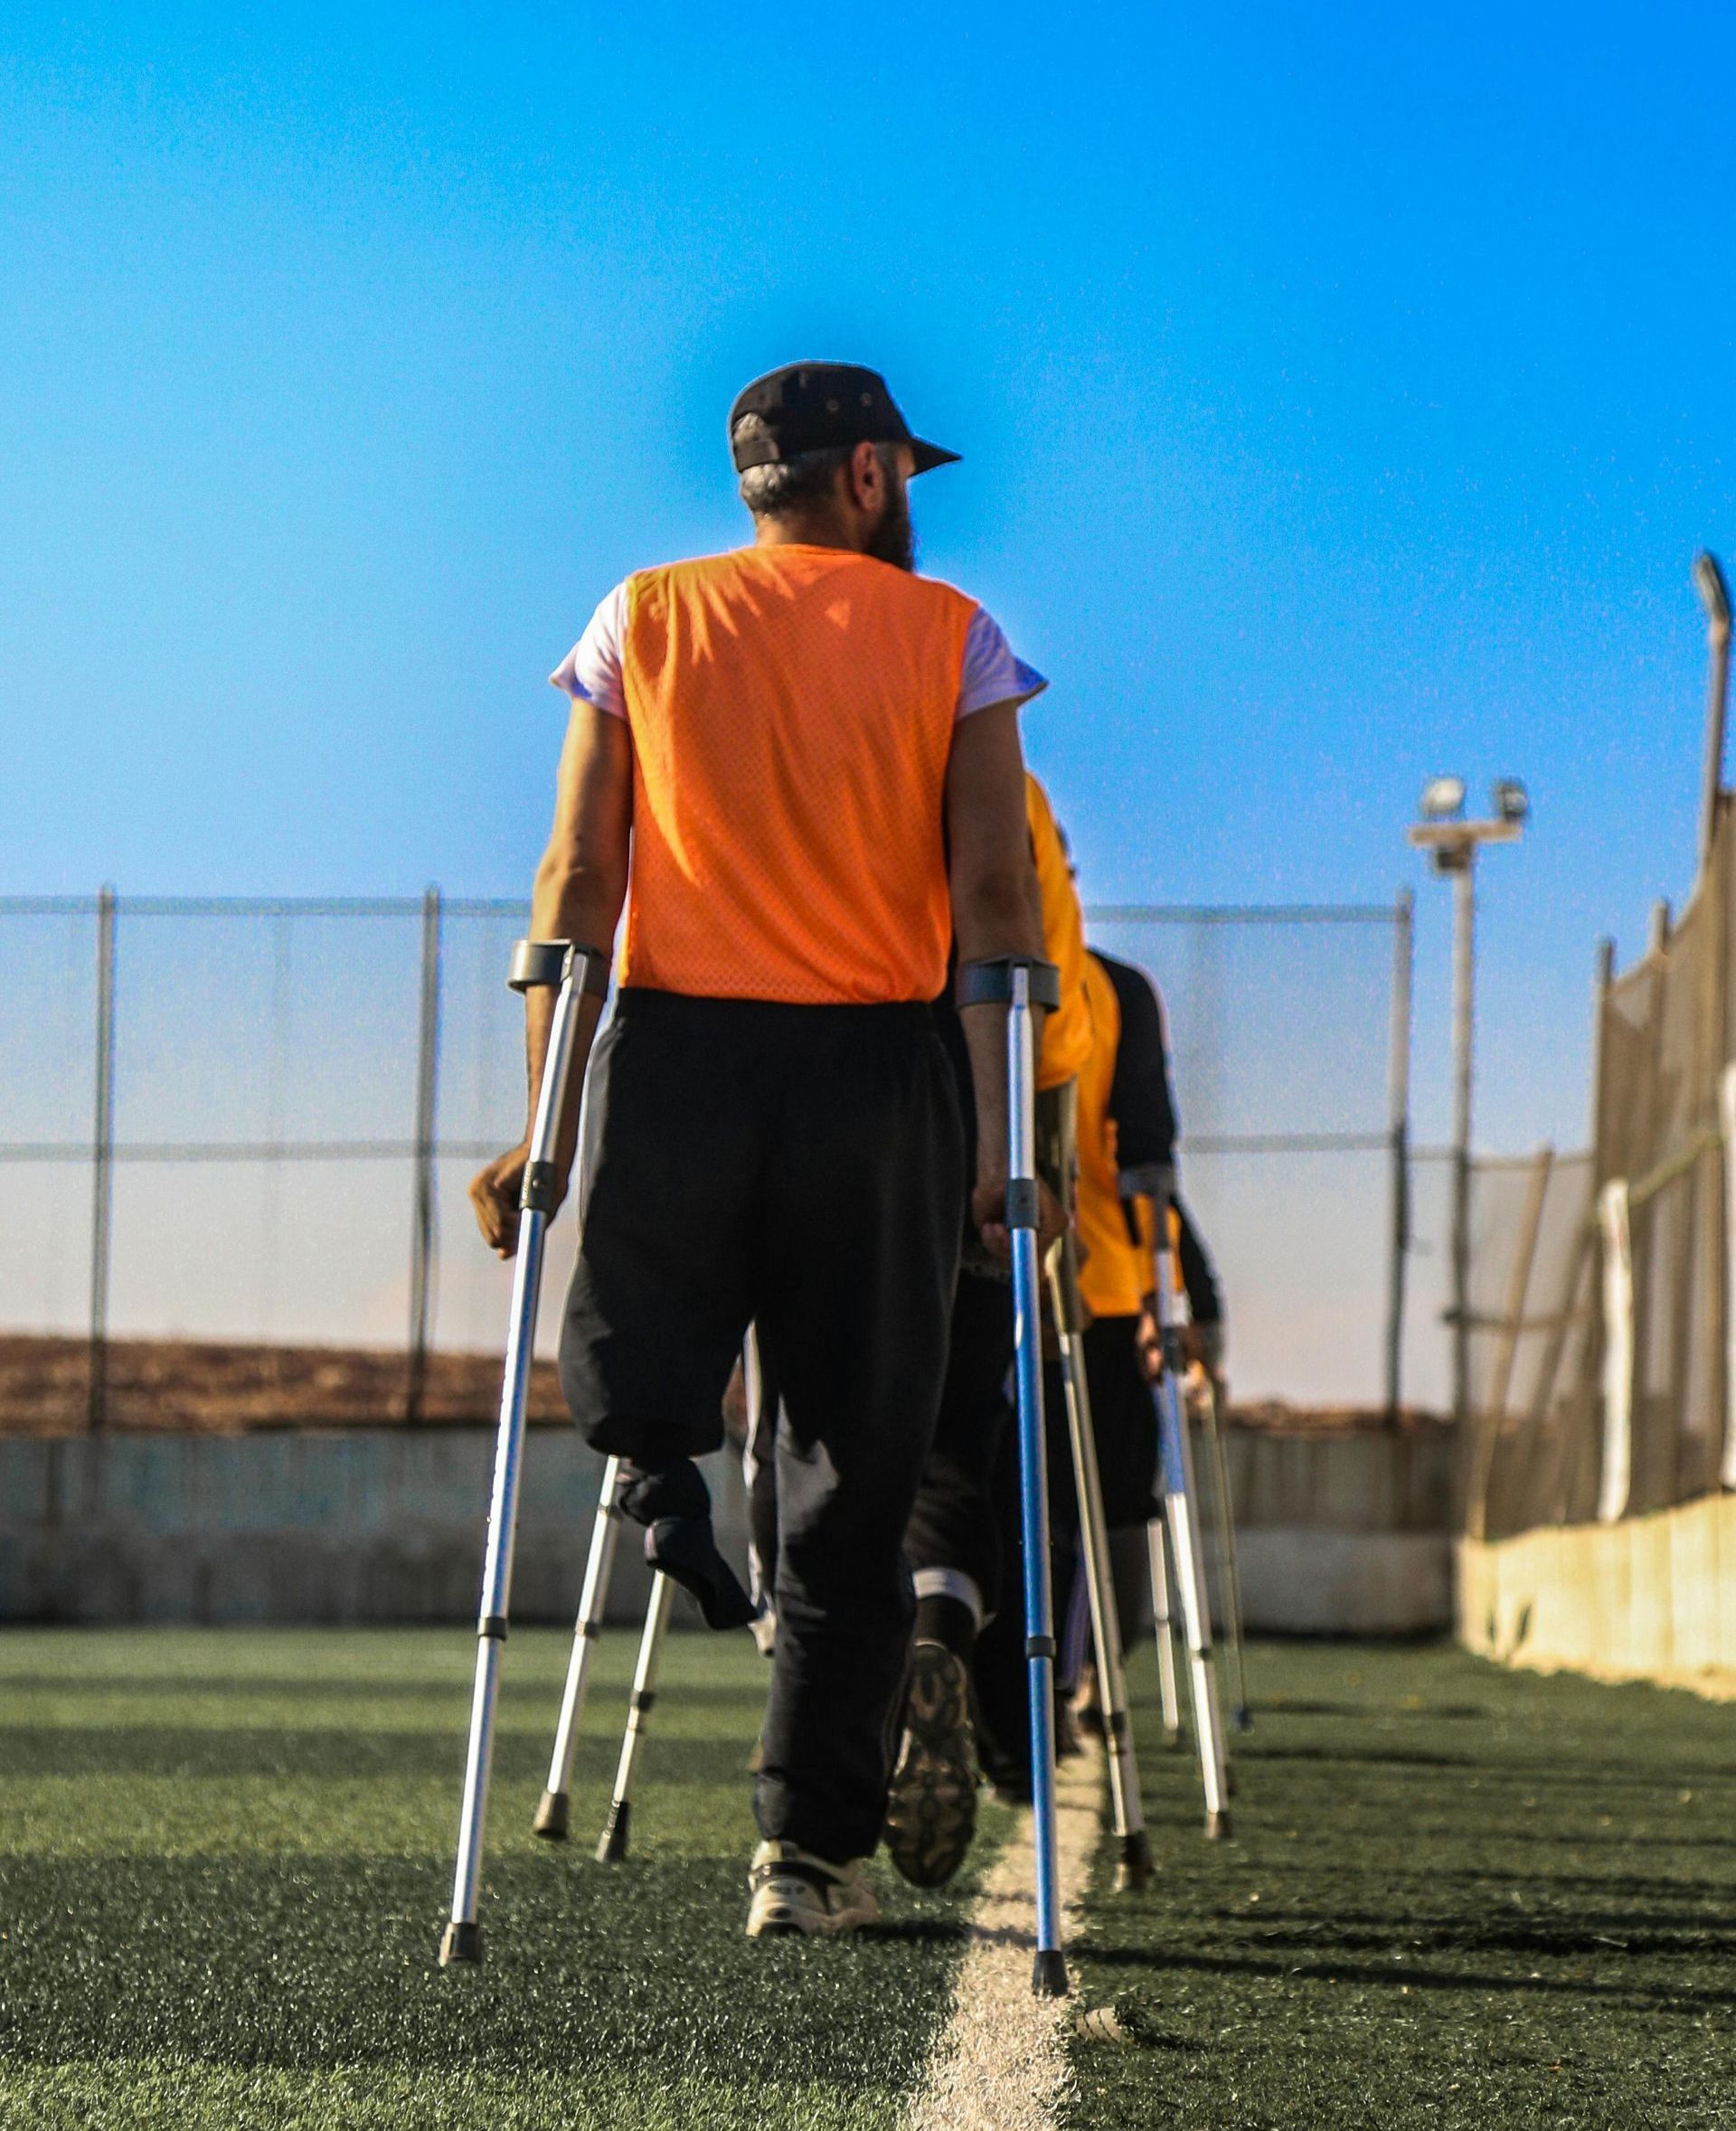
905, 1741, 1103, 2131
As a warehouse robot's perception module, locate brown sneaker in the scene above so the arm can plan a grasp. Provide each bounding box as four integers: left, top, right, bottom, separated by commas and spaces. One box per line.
884, 1641, 979, 1889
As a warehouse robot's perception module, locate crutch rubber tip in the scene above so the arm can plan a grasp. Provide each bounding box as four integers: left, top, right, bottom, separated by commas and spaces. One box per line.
596, 1799, 631, 1862
1160, 1729, 1184, 1752
439, 1920, 481, 1966
1032, 1949, 1071, 1998
533, 1789, 570, 1841
1205, 1809, 1231, 1842
1114, 1831, 1154, 1893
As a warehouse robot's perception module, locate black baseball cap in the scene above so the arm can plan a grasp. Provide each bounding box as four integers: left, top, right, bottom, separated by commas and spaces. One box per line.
729, 363, 960, 476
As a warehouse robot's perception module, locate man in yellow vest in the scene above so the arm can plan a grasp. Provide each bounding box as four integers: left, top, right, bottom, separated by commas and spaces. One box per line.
885, 771, 1090, 1886
1056, 947, 1225, 1690
469, 362, 1050, 1940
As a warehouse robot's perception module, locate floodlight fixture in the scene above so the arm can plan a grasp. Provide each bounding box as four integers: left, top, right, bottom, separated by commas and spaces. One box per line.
1419, 776, 1467, 822
1492, 778, 1530, 826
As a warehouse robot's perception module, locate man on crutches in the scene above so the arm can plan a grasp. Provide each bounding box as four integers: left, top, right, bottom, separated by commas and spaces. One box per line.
1174, 1202, 1250, 1733
457, 360, 1049, 1951
888, 772, 1091, 1885
1062, 948, 1248, 1748
1122, 1160, 1234, 1839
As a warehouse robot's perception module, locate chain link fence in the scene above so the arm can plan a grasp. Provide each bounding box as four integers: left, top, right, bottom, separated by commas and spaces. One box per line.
1, 891, 1416, 1432
1085, 902, 1411, 1410
1463, 797, 1736, 1541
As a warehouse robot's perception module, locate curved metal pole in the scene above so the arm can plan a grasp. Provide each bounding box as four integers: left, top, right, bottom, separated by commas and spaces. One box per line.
1006, 966, 1069, 1996
1146, 1517, 1184, 1746
1046, 1236, 1151, 1891
1695, 552, 1731, 873
441, 944, 590, 1965
533, 1455, 626, 1839
596, 1572, 675, 1862
1127, 1168, 1231, 1839
1197, 1372, 1250, 1731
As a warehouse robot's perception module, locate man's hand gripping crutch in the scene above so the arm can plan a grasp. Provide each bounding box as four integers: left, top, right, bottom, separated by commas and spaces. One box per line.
441, 937, 611, 1966
1121, 1165, 1232, 1840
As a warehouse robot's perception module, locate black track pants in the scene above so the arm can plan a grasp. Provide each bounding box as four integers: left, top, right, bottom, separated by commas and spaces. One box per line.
901, 1269, 1016, 1610
978, 1313, 1161, 1761
559, 988, 964, 1861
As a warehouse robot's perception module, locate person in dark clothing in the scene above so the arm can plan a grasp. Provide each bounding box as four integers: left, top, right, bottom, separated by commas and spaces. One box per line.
975, 948, 1229, 1787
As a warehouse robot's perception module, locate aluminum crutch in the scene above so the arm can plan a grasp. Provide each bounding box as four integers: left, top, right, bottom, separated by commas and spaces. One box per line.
1126, 1166, 1231, 1840
1045, 1227, 1152, 1892
595, 1570, 675, 1861
440, 937, 609, 1966
532, 1454, 626, 1840
1146, 1511, 1184, 1748
590, 1328, 764, 1855
1196, 1368, 1251, 1733
963, 951, 1068, 1996
534, 1325, 763, 1842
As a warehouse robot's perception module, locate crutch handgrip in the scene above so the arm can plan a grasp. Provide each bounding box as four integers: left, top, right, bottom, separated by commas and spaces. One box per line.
1005, 1179, 1041, 1230
957, 955, 1061, 1011
1117, 1161, 1175, 1213
520, 1162, 563, 1215
508, 938, 611, 997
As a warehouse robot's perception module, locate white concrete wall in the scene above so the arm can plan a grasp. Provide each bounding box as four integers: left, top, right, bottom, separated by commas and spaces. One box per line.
0, 1424, 1456, 1632
1458, 1494, 1736, 1686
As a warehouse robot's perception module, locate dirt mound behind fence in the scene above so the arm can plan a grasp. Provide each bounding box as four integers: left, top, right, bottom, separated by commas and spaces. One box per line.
0, 1334, 1442, 1438
0, 1334, 567, 1434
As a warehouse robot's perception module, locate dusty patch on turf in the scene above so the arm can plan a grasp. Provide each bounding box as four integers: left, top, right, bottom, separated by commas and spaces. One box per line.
906, 1743, 1100, 2131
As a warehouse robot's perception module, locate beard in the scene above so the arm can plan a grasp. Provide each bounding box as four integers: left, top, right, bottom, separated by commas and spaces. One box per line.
865, 478, 917, 571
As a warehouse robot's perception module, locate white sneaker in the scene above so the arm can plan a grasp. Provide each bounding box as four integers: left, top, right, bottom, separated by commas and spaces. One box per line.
745, 1841, 879, 1938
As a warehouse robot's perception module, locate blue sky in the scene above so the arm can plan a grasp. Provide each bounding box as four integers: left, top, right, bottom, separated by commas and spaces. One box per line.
3, 2, 1733, 1156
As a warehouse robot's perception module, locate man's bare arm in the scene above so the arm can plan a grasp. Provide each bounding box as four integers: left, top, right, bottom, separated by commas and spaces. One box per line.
469, 702, 633, 1259
944, 700, 1046, 1249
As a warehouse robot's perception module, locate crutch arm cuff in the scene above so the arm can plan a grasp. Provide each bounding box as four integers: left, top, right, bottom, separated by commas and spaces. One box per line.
508, 939, 611, 997
957, 956, 1061, 1011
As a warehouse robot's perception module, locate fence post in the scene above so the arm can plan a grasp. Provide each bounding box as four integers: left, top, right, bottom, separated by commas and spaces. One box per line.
87, 887, 118, 1433
1383, 889, 1413, 1423
1597, 1178, 1635, 1523
1722, 1064, 1736, 1490
1467, 1146, 1553, 1540
406, 886, 442, 1424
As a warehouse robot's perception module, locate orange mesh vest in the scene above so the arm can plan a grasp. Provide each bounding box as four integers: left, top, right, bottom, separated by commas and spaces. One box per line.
1026, 774, 1094, 1090
618, 547, 975, 1004
1075, 950, 1156, 1317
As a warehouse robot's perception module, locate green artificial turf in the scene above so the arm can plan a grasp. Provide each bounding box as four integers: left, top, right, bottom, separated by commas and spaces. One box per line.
0, 1626, 1010, 2131
1064, 1641, 1736, 2131
6, 1629, 1732, 2130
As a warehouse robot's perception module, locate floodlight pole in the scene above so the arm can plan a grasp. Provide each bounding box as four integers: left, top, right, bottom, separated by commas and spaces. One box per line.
1407, 812, 1524, 1428
1449, 858, 1476, 1430
1695, 552, 1731, 872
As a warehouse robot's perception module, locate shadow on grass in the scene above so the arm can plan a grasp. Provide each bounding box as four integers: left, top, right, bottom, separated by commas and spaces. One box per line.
0, 1852, 972, 2083
0, 1729, 750, 1783
0, 1674, 760, 1708
1081, 1938, 1736, 2013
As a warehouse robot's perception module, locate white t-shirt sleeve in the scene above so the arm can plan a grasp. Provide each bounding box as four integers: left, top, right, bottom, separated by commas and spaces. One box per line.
551, 582, 1044, 723
958, 606, 1047, 720
549, 580, 630, 719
